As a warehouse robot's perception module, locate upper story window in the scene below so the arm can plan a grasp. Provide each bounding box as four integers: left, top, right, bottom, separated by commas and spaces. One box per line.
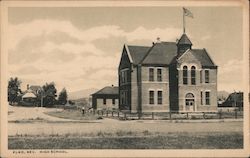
157, 68, 162, 82
183, 66, 188, 85
191, 66, 196, 85
205, 70, 209, 83
200, 70, 202, 83
121, 69, 129, 84
149, 90, 154, 104
149, 68, 154, 81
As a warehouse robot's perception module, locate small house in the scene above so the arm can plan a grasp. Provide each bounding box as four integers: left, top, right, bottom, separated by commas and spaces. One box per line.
221, 92, 243, 110
91, 86, 119, 111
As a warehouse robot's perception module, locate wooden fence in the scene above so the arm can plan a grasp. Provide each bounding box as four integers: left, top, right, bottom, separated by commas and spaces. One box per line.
86, 109, 243, 120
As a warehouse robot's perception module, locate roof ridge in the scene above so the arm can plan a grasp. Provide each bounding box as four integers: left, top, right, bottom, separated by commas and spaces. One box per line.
138, 44, 156, 64
127, 45, 151, 48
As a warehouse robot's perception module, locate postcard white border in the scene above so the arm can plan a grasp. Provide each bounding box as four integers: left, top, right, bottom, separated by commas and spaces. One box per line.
1, 0, 249, 157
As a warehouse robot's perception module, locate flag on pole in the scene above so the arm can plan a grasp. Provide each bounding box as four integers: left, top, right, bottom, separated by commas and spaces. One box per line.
183, 7, 194, 18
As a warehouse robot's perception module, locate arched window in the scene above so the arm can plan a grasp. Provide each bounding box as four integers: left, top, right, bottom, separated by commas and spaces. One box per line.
183, 66, 188, 85
191, 66, 196, 85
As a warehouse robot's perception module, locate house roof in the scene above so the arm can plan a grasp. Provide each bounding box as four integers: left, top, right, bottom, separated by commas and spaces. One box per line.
225, 92, 243, 102
127, 45, 150, 65
141, 42, 177, 65
191, 49, 216, 67
92, 86, 118, 95
177, 33, 192, 45
124, 34, 216, 67
22, 90, 36, 98
127, 42, 177, 65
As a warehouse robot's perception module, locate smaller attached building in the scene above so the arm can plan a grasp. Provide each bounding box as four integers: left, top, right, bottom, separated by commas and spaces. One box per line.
91, 86, 119, 111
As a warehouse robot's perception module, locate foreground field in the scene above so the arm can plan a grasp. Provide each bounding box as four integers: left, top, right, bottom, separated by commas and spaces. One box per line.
8, 106, 243, 149
9, 132, 242, 149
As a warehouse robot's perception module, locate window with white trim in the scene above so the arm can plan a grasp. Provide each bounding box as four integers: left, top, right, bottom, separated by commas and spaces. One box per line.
157, 91, 163, 105
200, 70, 202, 83
157, 68, 162, 82
149, 91, 154, 104
191, 66, 196, 85
183, 66, 188, 85
149, 68, 154, 81
200, 91, 203, 105
205, 91, 210, 105
205, 70, 209, 83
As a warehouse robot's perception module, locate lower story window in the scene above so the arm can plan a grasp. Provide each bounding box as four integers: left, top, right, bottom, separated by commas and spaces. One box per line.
103, 98, 106, 105
149, 91, 154, 104
112, 98, 115, 105
205, 91, 210, 105
157, 91, 162, 105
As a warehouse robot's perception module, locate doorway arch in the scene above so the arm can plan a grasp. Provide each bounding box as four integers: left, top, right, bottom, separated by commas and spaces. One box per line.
185, 93, 195, 111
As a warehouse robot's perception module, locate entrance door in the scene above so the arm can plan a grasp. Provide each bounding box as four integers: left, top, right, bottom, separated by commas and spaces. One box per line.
185, 93, 195, 111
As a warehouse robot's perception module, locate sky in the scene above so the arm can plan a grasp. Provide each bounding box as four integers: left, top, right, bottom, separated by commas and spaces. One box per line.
7, 6, 244, 93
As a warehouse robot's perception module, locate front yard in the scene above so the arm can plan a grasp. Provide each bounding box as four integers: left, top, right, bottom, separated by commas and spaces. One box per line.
9, 131, 243, 149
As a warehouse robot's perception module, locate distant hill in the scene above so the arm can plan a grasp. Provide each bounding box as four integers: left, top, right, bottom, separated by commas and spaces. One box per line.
217, 91, 230, 100
68, 88, 98, 100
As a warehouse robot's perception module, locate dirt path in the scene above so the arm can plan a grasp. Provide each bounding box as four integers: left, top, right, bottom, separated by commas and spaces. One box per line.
8, 106, 243, 136
8, 106, 78, 122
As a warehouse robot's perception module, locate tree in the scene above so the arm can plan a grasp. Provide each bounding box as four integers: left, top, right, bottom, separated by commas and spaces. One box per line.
58, 88, 68, 105
42, 82, 57, 107
8, 77, 22, 105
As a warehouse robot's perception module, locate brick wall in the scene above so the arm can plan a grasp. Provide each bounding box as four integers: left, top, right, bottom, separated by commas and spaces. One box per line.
96, 98, 119, 110
140, 66, 170, 112
176, 54, 218, 112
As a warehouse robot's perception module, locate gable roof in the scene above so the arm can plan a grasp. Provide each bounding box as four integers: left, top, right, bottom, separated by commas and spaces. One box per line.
141, 42, 177, 65
177, 33, 192, 45
191, 49, 216, 67
92, 86, 118, 95
174, 49, 216, 67
22, 90, 37, 98
127, 45, 150, 65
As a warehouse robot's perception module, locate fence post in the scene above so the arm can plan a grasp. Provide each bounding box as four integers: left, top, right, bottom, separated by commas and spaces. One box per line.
169, 112, 172, 120
118, 112, 119, 118
235, 109, 237, 119
93, 110, 95, 115
106, 111, 108, 117
101, 110, 103, 116
203, 112, 206, 119
152, 112, 154, 120
124, 113, 127, 120
186, 112, 188, 119
112, 111, 114, 117
219, 110, 222, 119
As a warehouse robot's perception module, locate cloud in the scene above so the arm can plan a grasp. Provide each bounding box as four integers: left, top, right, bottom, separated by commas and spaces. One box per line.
8, 19, 182, 92
219, 59, 243, 75
126, 26, 181, 42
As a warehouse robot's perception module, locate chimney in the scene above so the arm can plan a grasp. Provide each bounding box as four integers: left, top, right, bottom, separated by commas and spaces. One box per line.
156, 37, 161, 43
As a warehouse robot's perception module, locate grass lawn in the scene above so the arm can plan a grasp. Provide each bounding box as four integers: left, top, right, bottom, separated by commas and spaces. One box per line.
44, 109, 101, 120
8, 132, 243, 149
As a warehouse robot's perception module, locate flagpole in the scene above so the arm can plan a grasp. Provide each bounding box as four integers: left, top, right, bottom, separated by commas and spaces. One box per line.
183, 8, 185, 34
